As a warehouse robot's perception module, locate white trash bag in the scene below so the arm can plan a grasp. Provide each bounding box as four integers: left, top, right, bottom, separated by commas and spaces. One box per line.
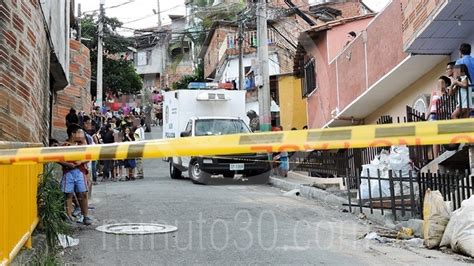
359, 164, 390, 199
440, 196, 474, 257
58, 234, 80, 248
389, 146, 412, 177
390, 146, 418, 197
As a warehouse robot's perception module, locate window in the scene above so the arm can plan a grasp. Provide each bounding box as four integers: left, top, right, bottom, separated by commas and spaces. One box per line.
184, 120, 192, 135
137, 50, 152, 66
412, 95, 430, 115
302, 58, 316, 97
194, 119, 250, 136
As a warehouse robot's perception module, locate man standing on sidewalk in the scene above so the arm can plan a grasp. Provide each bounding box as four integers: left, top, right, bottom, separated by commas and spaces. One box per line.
134, 121, 145, 179
101, 123, 116, 181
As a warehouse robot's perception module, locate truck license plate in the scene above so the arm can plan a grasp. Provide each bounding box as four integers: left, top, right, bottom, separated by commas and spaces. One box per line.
230, 164, 244, 171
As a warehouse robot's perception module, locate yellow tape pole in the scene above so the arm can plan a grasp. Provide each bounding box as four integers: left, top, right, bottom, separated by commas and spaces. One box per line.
0, 119, 473, 165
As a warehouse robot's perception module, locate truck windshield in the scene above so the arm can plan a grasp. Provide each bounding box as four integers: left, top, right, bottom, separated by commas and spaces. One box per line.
195, 119, 250, 136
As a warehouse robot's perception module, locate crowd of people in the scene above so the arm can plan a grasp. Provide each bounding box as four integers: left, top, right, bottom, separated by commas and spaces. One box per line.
428, 43, 474, 156
428, 43, 474, 121
51, 106, 147, 225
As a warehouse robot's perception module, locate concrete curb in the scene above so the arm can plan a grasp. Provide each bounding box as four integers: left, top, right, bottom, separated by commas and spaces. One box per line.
11, 233, 47, 265
269, 177, 347, 206
269, 176, 397, 226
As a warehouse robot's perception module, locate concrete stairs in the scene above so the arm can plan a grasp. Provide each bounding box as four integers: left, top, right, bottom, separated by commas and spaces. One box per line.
421, 144, 470, 174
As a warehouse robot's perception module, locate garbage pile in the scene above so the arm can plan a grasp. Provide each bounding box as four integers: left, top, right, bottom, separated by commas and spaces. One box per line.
359, 146, 417, 200
424, 189, 474, 257
361, 188, 474, 258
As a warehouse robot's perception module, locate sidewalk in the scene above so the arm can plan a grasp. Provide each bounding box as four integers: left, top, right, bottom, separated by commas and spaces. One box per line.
269, 171, 347, 206
269, 172, 396, 227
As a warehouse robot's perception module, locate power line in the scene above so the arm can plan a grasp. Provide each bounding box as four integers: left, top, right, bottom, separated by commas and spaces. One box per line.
122, 4, 183, 24
120, 2, 241, 25
82, 0, 136, 14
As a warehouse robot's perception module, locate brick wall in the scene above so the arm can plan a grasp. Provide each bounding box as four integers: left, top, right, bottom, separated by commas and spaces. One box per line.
204, 26, 234, 78
0, 0, 51, 144
328, 1, 365, 18
51, 39, 92, 141
166, 64, 193, 88
267, 0, 310, 11
401, 0, 444, 49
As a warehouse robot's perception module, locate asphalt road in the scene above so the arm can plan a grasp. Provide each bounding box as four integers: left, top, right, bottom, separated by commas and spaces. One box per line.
62, 126, 470, 265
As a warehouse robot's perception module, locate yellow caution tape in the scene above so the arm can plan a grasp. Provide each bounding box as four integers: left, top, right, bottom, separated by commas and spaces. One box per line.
0, 142, 43, 149
0, 119, 473, 165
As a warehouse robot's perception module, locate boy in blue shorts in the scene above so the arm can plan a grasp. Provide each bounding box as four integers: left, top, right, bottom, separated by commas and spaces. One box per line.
60, 124, 92, 225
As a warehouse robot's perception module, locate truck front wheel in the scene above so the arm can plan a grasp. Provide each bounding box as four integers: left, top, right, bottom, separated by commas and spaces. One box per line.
170, 160, 182, 179
189, 160, 210, 184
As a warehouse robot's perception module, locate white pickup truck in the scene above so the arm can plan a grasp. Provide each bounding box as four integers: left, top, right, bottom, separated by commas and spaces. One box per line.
162, 89, 271, 184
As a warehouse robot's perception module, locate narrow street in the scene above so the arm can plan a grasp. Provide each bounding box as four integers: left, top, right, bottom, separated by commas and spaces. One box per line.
62, 127, 469, 265
3, 0, 474, 265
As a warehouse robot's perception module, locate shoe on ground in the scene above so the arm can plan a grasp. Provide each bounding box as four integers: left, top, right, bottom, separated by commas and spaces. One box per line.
65, 216, 74, 224
83, 216, 93, 226
76, 215, 84, 224
72, 207, 81, 218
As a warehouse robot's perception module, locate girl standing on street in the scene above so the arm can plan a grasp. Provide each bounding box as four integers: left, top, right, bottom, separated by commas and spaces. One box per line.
123, 127, 137, 180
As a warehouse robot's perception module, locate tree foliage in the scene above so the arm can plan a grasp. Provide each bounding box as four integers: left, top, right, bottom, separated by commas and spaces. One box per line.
195, 1, 244, 29
81, 15, 142, 98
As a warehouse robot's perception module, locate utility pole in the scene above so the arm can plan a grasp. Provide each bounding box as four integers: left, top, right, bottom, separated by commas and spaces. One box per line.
77, 4, 82, 41
257, 0, 271, 131
97, 0, 105, 108
238, 20, 244, 90
157, 0, 162, 27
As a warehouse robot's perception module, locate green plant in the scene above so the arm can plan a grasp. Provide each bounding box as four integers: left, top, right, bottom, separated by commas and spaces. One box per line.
37, 165, 71, 249
171, 61, 205, 90
31, 247, 60, 266
81, 15, 143, 97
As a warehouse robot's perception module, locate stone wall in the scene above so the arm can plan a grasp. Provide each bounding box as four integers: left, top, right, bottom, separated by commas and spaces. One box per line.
51, 39, 92, 141
0, 0, 50, 144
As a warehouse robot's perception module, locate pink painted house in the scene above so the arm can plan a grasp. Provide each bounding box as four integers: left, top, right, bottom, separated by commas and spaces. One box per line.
294, 1, 406, 128
294, 0, 445, 129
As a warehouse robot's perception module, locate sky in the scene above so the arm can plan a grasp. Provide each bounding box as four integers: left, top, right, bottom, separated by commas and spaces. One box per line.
75, 0, 390, 36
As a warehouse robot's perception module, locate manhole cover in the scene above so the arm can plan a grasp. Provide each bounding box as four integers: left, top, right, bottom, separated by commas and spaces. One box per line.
96, 223, 178, 235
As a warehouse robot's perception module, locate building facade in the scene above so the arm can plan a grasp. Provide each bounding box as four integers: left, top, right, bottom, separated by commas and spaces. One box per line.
51, 39, 92, 140
134, 15, 194, 91
295, 0, 473, 173
0, 0, 73, 144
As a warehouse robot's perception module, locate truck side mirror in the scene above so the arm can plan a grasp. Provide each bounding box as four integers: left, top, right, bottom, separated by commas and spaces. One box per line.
180, 131, 190, 137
